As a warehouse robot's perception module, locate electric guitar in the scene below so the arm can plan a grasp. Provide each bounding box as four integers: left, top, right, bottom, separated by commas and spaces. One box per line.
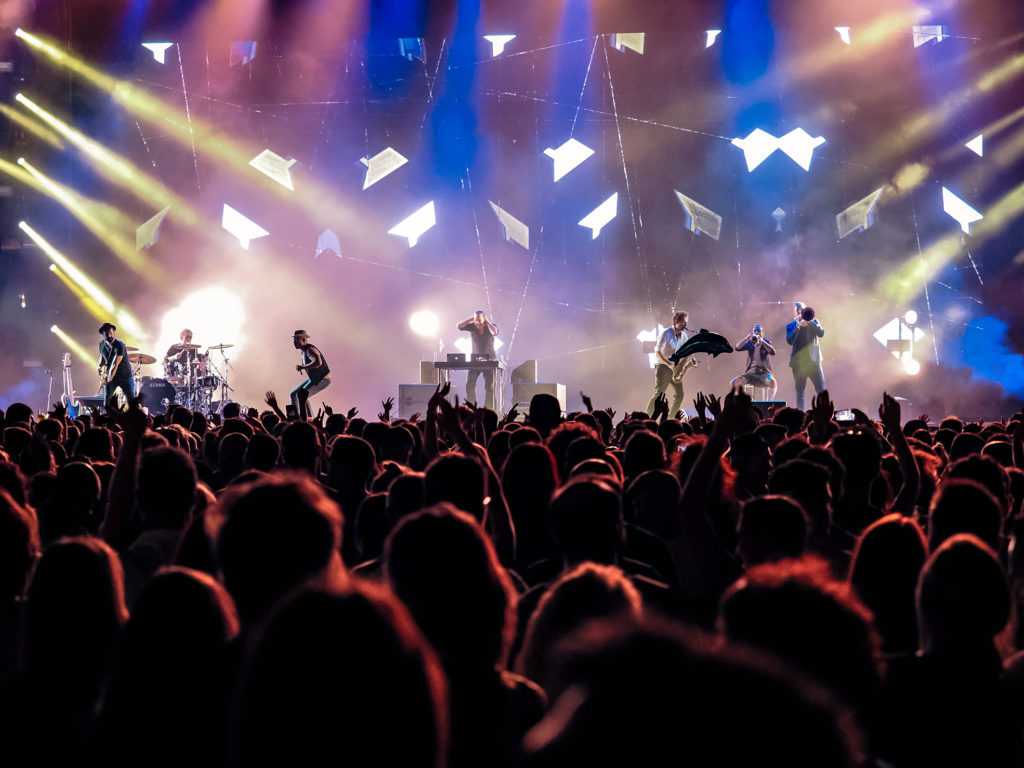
61, 353, 79, 418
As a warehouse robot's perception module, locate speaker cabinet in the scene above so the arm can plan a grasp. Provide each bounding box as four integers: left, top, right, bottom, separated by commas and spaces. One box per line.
511, 383, 566, 411
419, 361, 437, 385
510, 359, 538, 384
398, 384, 448, 419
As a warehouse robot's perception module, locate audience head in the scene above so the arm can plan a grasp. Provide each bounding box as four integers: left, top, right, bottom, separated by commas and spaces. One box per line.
385, 503, 515, 674
214, 473, 344, 628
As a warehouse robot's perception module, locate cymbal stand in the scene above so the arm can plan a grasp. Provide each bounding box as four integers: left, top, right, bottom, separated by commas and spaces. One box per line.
206, 346, 234, 412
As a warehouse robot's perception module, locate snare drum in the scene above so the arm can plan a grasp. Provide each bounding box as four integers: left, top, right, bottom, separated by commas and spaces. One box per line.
198, 375, 220, 389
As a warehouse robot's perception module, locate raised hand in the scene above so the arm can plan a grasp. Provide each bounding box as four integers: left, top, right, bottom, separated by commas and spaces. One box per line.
503, 403, 520, 424
652, 392, 669, 421
265, 391, 279, 408
604, 406, 617, 421
878, 391, 902, 435
409, 412, 421, 422
810, 390, 834, 426
580, 391, 594, 412
693, 392, 708, 418
706, 393, 723, 420
323, 402, 334, 416
378, 395, 394, 422
346, 406, 359, 419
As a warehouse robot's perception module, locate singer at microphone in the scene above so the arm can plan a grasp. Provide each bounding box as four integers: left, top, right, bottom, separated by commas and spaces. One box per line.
457, 309, 499, 410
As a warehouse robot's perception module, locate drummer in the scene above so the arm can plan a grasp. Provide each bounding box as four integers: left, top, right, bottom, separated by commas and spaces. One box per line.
164, 328, 202, 377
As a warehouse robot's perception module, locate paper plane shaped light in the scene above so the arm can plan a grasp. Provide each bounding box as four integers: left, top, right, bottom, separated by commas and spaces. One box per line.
578, 193, 618, 239
835, 27, 851, 45
544, 138, 594, 182
222, 205, 269, 249
942, 187, 983, 234
399, 38, 425, 62
913, 26, 947, 48
488, 201, 529, 250
389, 201, 436, 247
141, 42, 173, 64
674, 191, 722, 241
611, 33, 645, 55
315, 229, 341, 259
361, 147, 408, 190
965, 134, 984, 157
249, 149, 298, 190
873, 317, 925, 359
136, 205, 171, 250
732, 128, 826, 172
230, 41, 257, 67
837, 187, 884, 239
484, 35, 516, 57
705, 30, 722, 48
636, 325, 666, 368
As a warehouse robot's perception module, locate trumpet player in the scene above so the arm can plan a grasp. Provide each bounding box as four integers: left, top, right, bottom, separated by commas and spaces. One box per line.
786, 301, 826, 411
731, 324, 777, 400
646, 310, 698, 417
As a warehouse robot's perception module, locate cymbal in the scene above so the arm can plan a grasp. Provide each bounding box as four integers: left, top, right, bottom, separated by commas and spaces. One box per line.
125, 346, 139, 352
207, 343, 234, 350
171, 343, 202, 350
128, 353, 157, 365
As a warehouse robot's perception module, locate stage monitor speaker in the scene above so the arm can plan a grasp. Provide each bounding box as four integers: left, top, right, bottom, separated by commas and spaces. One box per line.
753, 400, 787, 410
419, 361, 437, 385
512, 382, 566, 411
399, 384, 450, 419
510, 359, 538, 384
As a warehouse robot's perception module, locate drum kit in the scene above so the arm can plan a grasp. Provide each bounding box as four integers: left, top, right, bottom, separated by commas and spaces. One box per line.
132, 341, 235, 415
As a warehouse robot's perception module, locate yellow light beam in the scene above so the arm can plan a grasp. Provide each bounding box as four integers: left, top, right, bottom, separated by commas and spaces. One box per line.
0, 156, 47, 194
49, 324, 97, 370
0, 103, 65, 150
15, 30, 384, 248
48, 264, 109, 322
19, 221, 148, 340
14, 92, 201, 228
14, 156, 168, 282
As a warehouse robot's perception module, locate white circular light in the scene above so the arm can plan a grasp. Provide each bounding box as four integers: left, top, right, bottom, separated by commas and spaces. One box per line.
904, 310, 918, 325
409, 310, 440, 337
902, 357, 921, 375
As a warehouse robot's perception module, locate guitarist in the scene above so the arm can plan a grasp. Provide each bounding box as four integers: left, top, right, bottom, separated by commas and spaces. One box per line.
646, 310, 698, 417
97, 322, 134, 410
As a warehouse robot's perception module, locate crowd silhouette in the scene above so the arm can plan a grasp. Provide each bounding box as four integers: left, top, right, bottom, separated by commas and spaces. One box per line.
1, 382, 1024, 766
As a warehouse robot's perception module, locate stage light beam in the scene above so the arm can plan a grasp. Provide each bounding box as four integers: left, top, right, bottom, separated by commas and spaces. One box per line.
409, 310, 440, 337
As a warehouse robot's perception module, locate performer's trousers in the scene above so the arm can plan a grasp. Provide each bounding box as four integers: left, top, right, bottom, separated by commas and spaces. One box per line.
792, 363, 826, 411
647, 364, 683, 417
291, 374, 332, 414
465, 368, 496, 411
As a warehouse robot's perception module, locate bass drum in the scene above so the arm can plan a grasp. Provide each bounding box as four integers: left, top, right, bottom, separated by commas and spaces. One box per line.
139, 377, 177, 415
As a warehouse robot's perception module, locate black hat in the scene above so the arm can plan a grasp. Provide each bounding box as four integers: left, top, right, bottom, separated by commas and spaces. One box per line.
293, 329, 310, 338
98, 322, 116, 334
